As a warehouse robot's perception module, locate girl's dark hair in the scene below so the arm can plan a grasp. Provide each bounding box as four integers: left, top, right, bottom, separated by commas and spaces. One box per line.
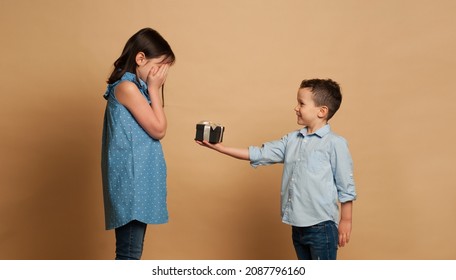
300, 79, 342, 121
107, 28, 175, 84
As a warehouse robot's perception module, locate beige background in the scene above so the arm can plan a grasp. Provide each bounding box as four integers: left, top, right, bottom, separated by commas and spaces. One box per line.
1, 0, 455, 260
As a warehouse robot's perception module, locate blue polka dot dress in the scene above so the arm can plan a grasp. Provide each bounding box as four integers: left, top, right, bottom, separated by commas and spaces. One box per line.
101, 72, 168, 230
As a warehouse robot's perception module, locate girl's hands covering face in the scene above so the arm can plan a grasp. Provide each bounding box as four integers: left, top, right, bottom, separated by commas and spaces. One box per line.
147, 63, 170, 91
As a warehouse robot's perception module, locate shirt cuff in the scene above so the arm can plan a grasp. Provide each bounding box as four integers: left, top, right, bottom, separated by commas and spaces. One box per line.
248, 146, 261, 168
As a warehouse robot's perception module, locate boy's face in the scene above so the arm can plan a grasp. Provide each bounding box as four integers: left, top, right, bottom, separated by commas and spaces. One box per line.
294, 87, 323, 126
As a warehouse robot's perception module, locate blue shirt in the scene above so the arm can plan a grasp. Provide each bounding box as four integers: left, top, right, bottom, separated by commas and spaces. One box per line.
101, 72, 168, 230
249, 124, 356, 227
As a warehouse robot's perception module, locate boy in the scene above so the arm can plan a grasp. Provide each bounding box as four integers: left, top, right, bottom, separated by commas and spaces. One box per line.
196, 79, 356, 260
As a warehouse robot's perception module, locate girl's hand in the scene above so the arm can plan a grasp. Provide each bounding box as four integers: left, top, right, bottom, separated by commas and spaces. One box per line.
147, 64, 170, 91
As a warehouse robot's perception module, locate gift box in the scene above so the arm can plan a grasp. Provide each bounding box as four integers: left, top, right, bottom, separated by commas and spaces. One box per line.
195, 121, 225, 144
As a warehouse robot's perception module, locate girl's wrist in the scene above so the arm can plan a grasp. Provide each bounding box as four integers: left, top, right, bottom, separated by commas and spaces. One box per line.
148, 87, 161, 95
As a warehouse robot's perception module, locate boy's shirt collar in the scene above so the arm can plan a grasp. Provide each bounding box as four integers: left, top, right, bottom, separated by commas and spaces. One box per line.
299, 124, 331, 138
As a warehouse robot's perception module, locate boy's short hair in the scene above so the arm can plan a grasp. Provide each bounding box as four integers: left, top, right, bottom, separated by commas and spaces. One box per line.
300, 79, 342, 121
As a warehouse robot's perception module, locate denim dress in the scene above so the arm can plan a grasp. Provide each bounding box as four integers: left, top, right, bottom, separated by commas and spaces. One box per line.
101, 72, 168, 230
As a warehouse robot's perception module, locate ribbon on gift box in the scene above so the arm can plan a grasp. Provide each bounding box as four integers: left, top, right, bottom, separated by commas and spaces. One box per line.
198, 121, 224, 142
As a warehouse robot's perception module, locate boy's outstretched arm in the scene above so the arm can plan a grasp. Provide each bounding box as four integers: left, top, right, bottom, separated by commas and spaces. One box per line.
196, 140, 250, 161
338, 201, 353, 247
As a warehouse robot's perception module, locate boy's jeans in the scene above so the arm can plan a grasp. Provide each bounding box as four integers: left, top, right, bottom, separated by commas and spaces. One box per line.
292, 220, 338, 260
115, 220, 147, 260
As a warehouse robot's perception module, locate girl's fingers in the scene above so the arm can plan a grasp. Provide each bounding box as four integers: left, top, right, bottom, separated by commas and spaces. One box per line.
147, 64, 170, 87
150, 64, 169, 78
148, 66, 158, 78
159, 64, 170, 77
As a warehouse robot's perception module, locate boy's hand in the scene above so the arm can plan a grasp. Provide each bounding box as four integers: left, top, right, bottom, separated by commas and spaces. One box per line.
338, 219, 352, 247
196, 140, 250, 160
195, 140, 224, 152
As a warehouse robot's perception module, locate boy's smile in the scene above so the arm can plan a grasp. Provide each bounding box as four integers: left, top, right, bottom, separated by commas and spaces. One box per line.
294, 87, 328, 133
295, 88, 318, 125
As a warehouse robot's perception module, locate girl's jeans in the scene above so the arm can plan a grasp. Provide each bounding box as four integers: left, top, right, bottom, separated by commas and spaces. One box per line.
292, 220, 338, 260
115, 220, 147, 260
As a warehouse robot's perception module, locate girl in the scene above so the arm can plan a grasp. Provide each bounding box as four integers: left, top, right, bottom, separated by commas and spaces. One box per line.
101, 28, 175, 260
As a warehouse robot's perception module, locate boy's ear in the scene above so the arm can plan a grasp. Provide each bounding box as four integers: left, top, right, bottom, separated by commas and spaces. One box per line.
318, 106, 329, 119
135, 52, 146, 66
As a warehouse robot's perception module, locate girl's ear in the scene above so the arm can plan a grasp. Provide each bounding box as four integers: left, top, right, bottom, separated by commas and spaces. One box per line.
318, 106, 329, 119
135, 52, 146, 66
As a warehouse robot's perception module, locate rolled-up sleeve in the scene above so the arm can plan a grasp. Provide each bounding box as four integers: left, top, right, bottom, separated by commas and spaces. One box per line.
331, 136, 357, 203
249, 135, 288, 168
